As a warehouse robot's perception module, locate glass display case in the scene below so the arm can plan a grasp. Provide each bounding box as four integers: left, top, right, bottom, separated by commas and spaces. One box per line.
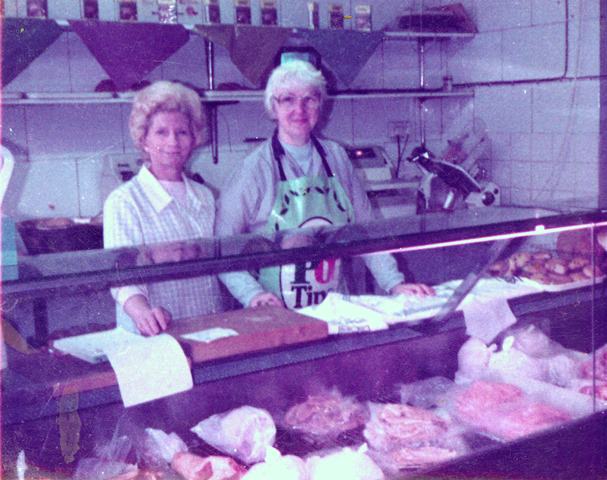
2, 206, 607, 479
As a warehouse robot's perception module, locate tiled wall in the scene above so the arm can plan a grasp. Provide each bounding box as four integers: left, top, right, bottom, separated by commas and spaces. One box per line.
1, 0, 601, 218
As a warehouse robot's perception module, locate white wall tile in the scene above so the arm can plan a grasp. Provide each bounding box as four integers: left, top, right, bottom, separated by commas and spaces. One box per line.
7, 159, 79, 218
216, 102, 273, 147
447, 32, 502, 84
532, 160, 577, 191
382, 41, 419, 88
475, 85, 532, 134
66, 32, 110, 93
422, 40, 445, 90
474, 0, 532, 32
77, 156, 107, 217
575, 162, 598, 193
120, 104, 136, 153
510, 161, 533, 190
530, 133, 553, 162
421, 99, 442, 136
510, 187, 532, 205
488, 133, 511, 163
1, 107, 29, 158
491, 161, 512, 188
568, 19, 600, 77
532, 82, 572, 133
503, 25, 565, 81
351, 97, 419, 146
532, 0, 567, 25
160, 35, 208, 89
500, 187, 512, 205
569, 0, 601, 20
568, 133, 599, 163
510, 134, 531, 162
25, 104, 124, 159
322, 99, 354, 144
4, 33, 71, 93
442, 98, 474, 136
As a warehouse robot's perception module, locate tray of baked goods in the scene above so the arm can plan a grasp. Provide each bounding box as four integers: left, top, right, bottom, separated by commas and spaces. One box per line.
488, 250, 606, 292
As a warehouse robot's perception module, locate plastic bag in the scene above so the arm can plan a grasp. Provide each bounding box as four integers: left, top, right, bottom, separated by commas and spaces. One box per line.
399, 376, 454, 409
191, 406, 276, 464
281, 387, 369, 439
171, 452, 246, 480
241, 447, 306, 480
306, 444, 384, 480
142, 428, 188, 467
73, 435, 137, 480
454, 337, 496, 384
363, 402, 449, 452
449, 379, 571, 442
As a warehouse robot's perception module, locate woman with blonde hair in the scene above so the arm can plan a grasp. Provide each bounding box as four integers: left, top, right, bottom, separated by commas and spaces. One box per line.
104, 80, 222, 335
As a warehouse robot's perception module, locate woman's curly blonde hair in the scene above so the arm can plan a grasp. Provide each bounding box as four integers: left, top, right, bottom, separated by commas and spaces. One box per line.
129, 81, 205, 155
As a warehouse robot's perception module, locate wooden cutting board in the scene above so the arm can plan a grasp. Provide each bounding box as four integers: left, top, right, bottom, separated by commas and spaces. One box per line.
169, 306, 329, 363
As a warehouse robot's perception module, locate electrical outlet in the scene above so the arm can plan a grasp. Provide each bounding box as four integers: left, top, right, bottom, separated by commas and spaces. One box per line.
388, 121, 407, 138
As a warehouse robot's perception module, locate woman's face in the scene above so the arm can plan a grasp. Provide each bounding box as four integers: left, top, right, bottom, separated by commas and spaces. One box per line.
272, 85, 321, 146
143, 111, 194, 178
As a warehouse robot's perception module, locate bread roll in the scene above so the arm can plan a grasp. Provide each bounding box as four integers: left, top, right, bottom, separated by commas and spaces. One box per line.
568, 256, 590, 271
510, 252, 532, 268
583, 264, 604, 278
532, 251, 552, 261
521, 261, 545, 275
545, 258, 568, 275
546, 272, 572, 284
569, 271, 588, 282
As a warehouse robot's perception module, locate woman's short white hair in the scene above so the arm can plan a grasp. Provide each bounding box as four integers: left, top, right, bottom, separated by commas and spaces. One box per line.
264, 60, 326, 117
129, 80, 205, 154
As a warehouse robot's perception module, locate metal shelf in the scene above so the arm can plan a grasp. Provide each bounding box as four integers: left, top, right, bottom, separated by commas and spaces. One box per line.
2, 89, 474, 105
383, 30, 475, 40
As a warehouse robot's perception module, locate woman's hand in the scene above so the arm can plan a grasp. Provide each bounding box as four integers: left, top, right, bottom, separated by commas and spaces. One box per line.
390, 282, 435, 297
124, 294, 172, 336
249, 292, 283, 308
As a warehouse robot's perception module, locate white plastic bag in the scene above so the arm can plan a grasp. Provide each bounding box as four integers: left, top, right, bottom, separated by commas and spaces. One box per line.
307, 445, 384, 480
191, 406, 276, 464
242, 447, 307, 480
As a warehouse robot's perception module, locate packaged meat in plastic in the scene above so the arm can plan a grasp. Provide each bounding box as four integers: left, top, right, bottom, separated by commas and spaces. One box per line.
307, 445, 384, 480
143, 428, 188, 465
579, 344, 607, 381
241, 447, 307, 480
510, 324, 556, 357
368, 444, 458, 472
282, 388, 369, 438
451, 380, 571, 441
171, 452, 246, 480
363, 403, 449, 451
191, 406, 276, 464
399, 376, 454, 409
454, 338, 496, 384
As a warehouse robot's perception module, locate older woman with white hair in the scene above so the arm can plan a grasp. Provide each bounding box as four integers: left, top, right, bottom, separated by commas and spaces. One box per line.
217, 60, 433, 310
104, 80, 222, 335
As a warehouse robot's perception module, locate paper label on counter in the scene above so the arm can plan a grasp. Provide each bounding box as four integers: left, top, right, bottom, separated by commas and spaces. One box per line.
463, 296, 517, 344
180, 328, 238, 343
106, 334, 192, 407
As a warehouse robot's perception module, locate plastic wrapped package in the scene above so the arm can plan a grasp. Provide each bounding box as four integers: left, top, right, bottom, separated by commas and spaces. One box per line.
362, 402, 465, 473
363, 403, 449, 451
454, 338, 496, 384
306, 445, 384, 480
143, 428, 188, 466
171, 452, 246, 480
399, 376, 455, 409
73, 435, 138, 480
579, 344, 607, 381
191, 406, 276, 464
282, 388, 369, 439
450, 379, 573, 442
241, 447, 306, 480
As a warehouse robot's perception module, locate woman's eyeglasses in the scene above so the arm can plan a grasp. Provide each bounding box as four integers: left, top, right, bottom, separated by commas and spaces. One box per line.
272, 94, 321, 110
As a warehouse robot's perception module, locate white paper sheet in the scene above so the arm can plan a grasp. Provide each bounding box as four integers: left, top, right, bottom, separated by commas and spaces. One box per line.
463, 296, 517, 344
106, 334, 192, 407
180, 328, 238, 343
